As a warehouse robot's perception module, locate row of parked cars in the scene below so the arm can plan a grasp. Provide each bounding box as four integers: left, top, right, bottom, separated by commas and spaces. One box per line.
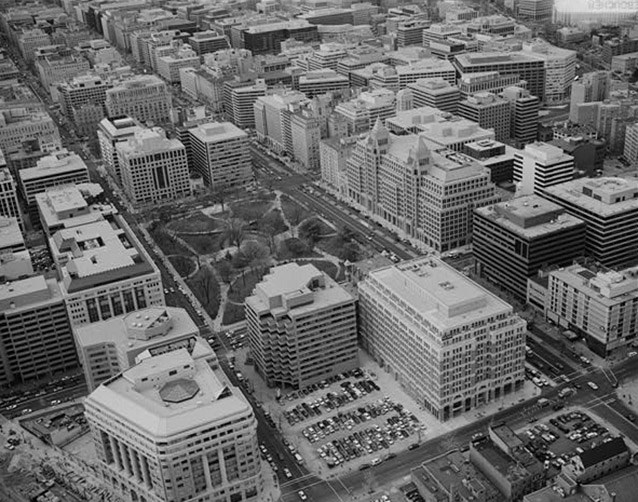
302, 398, 412, 444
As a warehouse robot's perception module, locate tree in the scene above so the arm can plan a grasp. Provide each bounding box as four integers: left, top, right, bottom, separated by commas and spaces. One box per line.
338, 225, 355, 243
192, 267, 219, 308
241, 240, 269, 267
211, 184, 229, 212
215, 259, 234, 284
299, 218, 323, 245
339, 242, 359, 262
286, 203, 306, 236
223, 218, 246, 249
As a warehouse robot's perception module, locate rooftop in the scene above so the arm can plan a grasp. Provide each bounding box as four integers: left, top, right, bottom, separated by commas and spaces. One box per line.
0, 275, 63, 312
244, 19, 313, 34
366, 257, 514, 330
517, 142, 574, 164
189, 121, 247, 143
475, 195, 585, 239
116, 128, 185, 156
472, 439, 531, 484
543, 177, 638, 217
0, 217, 23, 249
580, 437, 628, 469
20, 151, 87, 182
455, 51, 543, 67
97, 116, 143, 138
87, 349, 251, 438
551, 264, 638, 305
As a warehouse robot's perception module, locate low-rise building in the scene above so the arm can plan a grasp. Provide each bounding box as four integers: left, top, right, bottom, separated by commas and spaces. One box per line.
298, 69, 350, 99
563, 438, 629, 483
246, 263, 358, 390
0, 107, 61, 154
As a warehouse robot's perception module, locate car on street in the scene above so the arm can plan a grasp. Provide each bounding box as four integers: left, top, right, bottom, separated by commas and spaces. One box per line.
587, 381, 599, 391
51, 399, 61, 406
298, 490, 307, 501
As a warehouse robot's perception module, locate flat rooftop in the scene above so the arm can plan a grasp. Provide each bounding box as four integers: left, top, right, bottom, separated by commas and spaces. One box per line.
0, 275, 63, 312
189, 121, 247, 143
367, 257, 513, 330
475, 195, 585, 239
0, 217, 23, 249
88, 349, 251, 438
543, 177, 638, 217
20, 152, 87, 182
455, 51, 543, 67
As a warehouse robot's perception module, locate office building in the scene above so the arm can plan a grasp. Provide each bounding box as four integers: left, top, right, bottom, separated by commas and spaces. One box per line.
407, 78, 459, 113
18, 150, 90, 224
35, 54, 91, 93
36, 184, 116, 237
463, 139, 516, 184
320, 136, 357, 197
189, 122, 252, 188
298, 69, 349, 99
458, 71, 527, 100
358, 257, 526, 421
246, 262, 358, 389
105, 75, 172, 125
352, 59, 456, 91
58, 74, 110, 135
624, 122, 638, 164
422, 23, 462, 48
253, 91, 309, 154
454, 53, 545, 104
473, 195, 586, 299
306, 44, 348, 71
0, 108, 61, 154
543, 177, 638, 268
347, 122, 499, 251
0, 217, 33, 280
458, 92, 511, 142
97, 116, 145, 183
334, 88, 396, 134
156, 45, 201, 84
224, 80, 267, 129
75, 306, 209, 391
49, 210, 163, 326
17, 28, 52, 62
290, 107, 323, 170
116, 128, 190, 205
470, 424, 546, 500
238, 20, 319, 55
501, 86, 540, 146
84, 349, 264, 502
0, 275, 77, 386
0, 168, 23, 231
396, 19, 431, 48
188, 31, 230, 56
513, 142, 574, 196
517, 0, 552, 21
569, 71, 611, 123
386, 107, 495, 151
522, 41, 577, 105
545, 264, 638, 357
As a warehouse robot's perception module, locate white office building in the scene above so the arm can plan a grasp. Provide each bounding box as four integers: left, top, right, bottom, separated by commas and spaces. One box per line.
513, 142, 574, 196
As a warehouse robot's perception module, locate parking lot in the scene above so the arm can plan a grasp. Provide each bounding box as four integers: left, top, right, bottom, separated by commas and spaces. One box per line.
515, 405, 632, 479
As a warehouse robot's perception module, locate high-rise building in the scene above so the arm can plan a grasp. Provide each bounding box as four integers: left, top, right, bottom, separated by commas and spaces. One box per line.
156, 45, 201, 84
246, 262, 358, 389
320, 136, 357, 197
0, 216, 33, 280
0, 108, 61, 154
517, 0, 552, 21
0, 168, 23, 231
351, 59, 457, 91
522, 41, 577, 105
17, 28, 52, 62
75, 306, 209, 391
458, 71, 527, 100
463, 139, 516, 184
298, 69, 350, 98
422, 23, 462, 48
35, 54, 91, 93
84, 349, 264, 502
473, 195, 586, 299
58, 74, 111, 135
189, 121, 253, 188
624, 122, 638, 164
543, 177, 638, 268
359, 257, 526, 421
116, 128, 190, 205
97, 116, 145, 183
254, 90, 309, 154
407, 78, 460, 113
453, 52, 546, 103
545, 264, 638, 357
105, 75, 172, 125
569, 71, 610, 123
237, 19, 319, 55
457, 91, 511, 142
396, 19, 431, 48
0, 275, 78, 386
347, 121, 499, 251
223, 79, 267, 129
18, 150, 90, 224
290, 108, 323, 170
501, 86, 540, 146
513, 142, 574, 197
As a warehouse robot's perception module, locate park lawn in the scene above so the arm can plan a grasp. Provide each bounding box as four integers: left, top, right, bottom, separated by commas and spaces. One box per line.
222, 302, 246, 325
229, 199, 274, 223
167, 212, 220, 233
149, 227, 193, 256
280, 195, 311, 225
227, 268, 269, 303
277, 237, 319, 260
168, 255, 196, 277
186, 268, 220, 319
179, 234, 224, 255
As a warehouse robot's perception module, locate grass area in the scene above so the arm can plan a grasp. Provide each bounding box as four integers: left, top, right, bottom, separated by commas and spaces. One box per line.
297, 259, 341, 281
179, 234, 224, 255
168, 255, 196, 277
148, 227, 193, 256
229, 199, 274, 223
186, 268, 220, 319
280, 195, 311, 227
300, 217, 334, 236
261, 208, 289, 234
227, 268, 269, 303
315, 235, 361, 262
167, 212, 220, 233
277, 237, 319, 260
222, 302, 246, 326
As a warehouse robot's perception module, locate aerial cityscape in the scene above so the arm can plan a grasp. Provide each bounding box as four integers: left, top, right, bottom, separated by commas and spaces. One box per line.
2, 0, 638, 501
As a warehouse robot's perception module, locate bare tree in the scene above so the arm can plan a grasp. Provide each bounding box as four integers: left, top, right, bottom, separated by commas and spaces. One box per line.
211, 184, 229, 212
193, 267, 217, 307
287, 203, 305, 237
224, 218, 246, 248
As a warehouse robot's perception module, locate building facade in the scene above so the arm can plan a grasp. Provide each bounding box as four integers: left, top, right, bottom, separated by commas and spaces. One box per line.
359, 257, 526, 421
513, 142, 574, 196
105, 75, 172, 125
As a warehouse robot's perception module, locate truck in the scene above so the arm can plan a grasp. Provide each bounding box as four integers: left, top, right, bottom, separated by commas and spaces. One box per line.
537, 398, 550, 408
